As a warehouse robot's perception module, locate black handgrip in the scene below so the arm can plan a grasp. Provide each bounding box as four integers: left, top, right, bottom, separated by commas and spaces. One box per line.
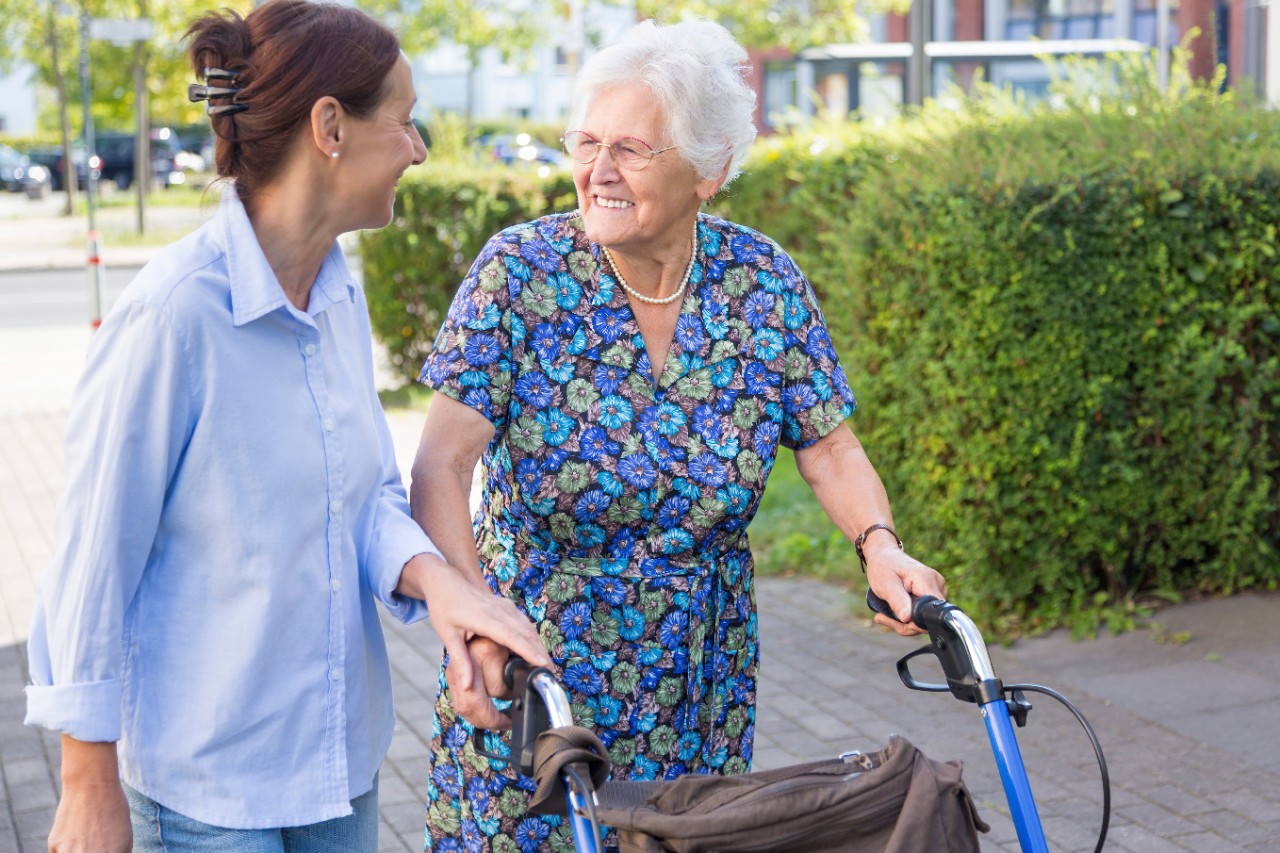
470, 656, 550, 777
865, 590, 943, 629
503, 655, 533, 689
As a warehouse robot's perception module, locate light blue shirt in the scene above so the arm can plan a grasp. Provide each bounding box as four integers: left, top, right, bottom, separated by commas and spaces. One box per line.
25, 188, 439, 828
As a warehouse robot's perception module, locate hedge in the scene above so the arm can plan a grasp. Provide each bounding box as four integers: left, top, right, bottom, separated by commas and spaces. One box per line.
360, 165, 576, 381
361, 63, 1279, 635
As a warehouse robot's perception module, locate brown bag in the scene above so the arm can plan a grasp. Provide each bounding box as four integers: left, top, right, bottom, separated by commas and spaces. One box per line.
531, 730, 989, 853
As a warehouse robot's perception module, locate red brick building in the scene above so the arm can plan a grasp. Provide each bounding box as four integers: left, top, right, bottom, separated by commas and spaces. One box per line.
748, 0, 1249, 130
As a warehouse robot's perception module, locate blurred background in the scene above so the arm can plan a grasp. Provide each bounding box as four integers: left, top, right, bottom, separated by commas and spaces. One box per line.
0, 0, 1276, 637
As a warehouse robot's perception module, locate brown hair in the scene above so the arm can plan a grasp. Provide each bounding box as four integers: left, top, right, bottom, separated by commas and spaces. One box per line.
185, 0, 401, 211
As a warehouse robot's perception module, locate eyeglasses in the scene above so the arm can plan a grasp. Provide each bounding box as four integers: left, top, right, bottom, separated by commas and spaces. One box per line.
561, 130, 677, 171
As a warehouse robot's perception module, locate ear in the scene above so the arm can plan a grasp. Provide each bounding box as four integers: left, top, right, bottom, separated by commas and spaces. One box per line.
696, 156, 732, 203
309, 96, 345, 159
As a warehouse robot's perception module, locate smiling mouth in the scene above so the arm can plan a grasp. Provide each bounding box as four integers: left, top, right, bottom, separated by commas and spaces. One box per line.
595, 197, 634, 209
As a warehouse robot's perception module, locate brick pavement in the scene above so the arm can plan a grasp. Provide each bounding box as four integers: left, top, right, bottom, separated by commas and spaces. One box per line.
2, 364, 1279, 851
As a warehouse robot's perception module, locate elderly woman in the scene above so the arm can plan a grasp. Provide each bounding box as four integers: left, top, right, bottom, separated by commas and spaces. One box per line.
412, 18, 946, 851
24, 3, 547, 851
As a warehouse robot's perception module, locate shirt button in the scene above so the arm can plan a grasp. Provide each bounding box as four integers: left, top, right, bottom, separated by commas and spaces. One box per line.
323, 417, 336, 432
330, 498, 343, 514
331, 578, 342, 593
332, 668, 344, 682
303, 343, 317, 356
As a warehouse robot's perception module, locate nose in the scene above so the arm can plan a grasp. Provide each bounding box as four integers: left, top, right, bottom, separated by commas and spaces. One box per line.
588, 144, 621, 183
410, 124, 428, 166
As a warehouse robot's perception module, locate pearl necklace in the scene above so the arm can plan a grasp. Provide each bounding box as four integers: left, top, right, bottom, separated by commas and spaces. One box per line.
601, 218, 699, 307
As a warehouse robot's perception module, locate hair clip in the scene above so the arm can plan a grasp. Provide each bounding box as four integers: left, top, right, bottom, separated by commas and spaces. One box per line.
189, 68, 245, 116
188, 83, 241, 102
208, 103, 249, 117
204, 67, 238, 83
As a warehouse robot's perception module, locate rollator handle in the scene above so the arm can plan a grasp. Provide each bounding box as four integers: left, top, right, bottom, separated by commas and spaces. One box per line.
866, 590, 1004, 705
865, 590, 943, 629
471, 657, 553, 777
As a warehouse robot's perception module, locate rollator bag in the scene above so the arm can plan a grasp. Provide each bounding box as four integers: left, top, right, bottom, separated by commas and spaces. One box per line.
531, 730, 989, 853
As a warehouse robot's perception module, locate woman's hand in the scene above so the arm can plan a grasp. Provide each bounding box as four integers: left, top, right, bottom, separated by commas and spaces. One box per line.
863, 543, 947, 637
445, 636, 522, 731
401, 553, 549, 728
49, 737, 131, 853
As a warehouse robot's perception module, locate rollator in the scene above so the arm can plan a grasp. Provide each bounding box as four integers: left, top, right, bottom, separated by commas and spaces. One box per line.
474, 593, 1111, 852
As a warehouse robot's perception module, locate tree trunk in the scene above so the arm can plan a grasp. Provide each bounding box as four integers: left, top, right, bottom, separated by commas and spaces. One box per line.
465, 47, 479, 131
47, 2, 78, 217
132, 2, 150, 235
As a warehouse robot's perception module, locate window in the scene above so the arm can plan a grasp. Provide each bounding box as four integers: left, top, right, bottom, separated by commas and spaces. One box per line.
763, 60, 798, 128
1005, 0, 1118, 39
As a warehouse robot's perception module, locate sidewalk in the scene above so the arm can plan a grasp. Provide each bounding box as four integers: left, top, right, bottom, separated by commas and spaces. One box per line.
2, 219, 1278, 851
0, 189, 216, 273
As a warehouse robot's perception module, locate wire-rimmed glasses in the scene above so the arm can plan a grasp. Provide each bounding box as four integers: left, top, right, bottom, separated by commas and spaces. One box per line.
561, 130, 677, 171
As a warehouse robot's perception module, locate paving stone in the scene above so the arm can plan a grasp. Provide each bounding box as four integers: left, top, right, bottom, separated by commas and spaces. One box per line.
3, 411, 1280, 851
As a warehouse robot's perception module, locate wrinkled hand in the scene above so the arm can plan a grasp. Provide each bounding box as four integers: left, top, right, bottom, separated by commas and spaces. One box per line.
446, 636, 520, 731
864, 547, 947, 637
48, 777, 131, 853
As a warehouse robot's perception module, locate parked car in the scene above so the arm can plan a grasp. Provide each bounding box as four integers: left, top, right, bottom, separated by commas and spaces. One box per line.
94, 128, 189, 190
0, 144, 29, 192
21, 160, 52, 199
27, 146, 100, 193
476, 133, 563, 167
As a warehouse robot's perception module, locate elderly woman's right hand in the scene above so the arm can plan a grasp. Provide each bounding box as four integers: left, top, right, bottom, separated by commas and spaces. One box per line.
448, 636, 522, 731
402, 553, 549, 729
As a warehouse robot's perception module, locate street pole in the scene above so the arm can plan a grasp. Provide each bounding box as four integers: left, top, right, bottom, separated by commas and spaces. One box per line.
134, 56, 149, 234
78, 7, 106, 330
907, 0, 932, 106
1267, 0, 1280, 105
1155, 0, 1170, 91
134, 0, 150, 235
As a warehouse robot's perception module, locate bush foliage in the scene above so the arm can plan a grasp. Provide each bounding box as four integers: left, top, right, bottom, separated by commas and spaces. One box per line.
361, 54, 1279, 635
361, 165, 576, 381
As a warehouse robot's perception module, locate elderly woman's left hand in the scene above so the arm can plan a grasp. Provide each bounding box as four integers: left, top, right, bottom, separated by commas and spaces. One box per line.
863, 546, 947, 637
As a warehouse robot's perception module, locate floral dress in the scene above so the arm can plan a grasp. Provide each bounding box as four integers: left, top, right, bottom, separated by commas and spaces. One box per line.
418, 211, 855, 853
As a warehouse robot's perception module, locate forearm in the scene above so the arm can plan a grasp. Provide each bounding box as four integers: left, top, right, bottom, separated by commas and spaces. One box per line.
410, 460, 487, 587
50, 736, 131, 853
797, 423, 946, 631
61, 735, 120, 787
795, 424, 901, 558
410, 393, 498, 590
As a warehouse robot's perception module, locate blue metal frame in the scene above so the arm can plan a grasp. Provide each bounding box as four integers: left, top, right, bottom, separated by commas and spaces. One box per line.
527, 670, 604, 851
982, 697, 1049, 852
529, 596, 1055, 853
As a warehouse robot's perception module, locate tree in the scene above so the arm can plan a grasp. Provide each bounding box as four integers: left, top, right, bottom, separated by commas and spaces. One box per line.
1, 1, 82, 214
0, 1, 252, 217
633, 0, 910, 52
360, 0, 544, 126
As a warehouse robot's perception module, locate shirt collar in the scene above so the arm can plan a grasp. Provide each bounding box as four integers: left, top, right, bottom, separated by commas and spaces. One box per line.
218, 185, 357, 327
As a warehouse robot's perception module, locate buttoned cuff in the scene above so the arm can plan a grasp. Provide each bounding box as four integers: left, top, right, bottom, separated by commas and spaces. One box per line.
25, 679, 122, 742
370, 516, 441, 625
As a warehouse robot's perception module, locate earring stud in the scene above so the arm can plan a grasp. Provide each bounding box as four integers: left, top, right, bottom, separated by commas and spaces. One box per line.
331, 151, 339, 159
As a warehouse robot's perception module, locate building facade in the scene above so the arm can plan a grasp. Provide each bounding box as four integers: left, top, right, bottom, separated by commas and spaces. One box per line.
750, 0, 1250, 130
412, 1, 637, 125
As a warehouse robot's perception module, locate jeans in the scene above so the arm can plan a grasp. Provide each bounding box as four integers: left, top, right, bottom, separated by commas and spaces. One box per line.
124, 776, 379, 853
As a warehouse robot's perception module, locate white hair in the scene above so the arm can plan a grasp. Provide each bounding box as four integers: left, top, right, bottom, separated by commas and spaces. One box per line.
567, 19, 758, 187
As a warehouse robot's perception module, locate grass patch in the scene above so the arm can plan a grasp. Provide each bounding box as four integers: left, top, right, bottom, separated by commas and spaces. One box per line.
76, 179, 222, 213
378, 382, 433, 412
752, 448, 862, 588
92, 225, 198, 248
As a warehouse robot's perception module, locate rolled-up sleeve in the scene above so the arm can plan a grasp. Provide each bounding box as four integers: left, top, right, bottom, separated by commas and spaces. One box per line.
25, 301, 193, 741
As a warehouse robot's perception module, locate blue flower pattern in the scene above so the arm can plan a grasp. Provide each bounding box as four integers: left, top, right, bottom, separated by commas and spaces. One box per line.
420, 212, 854, 851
